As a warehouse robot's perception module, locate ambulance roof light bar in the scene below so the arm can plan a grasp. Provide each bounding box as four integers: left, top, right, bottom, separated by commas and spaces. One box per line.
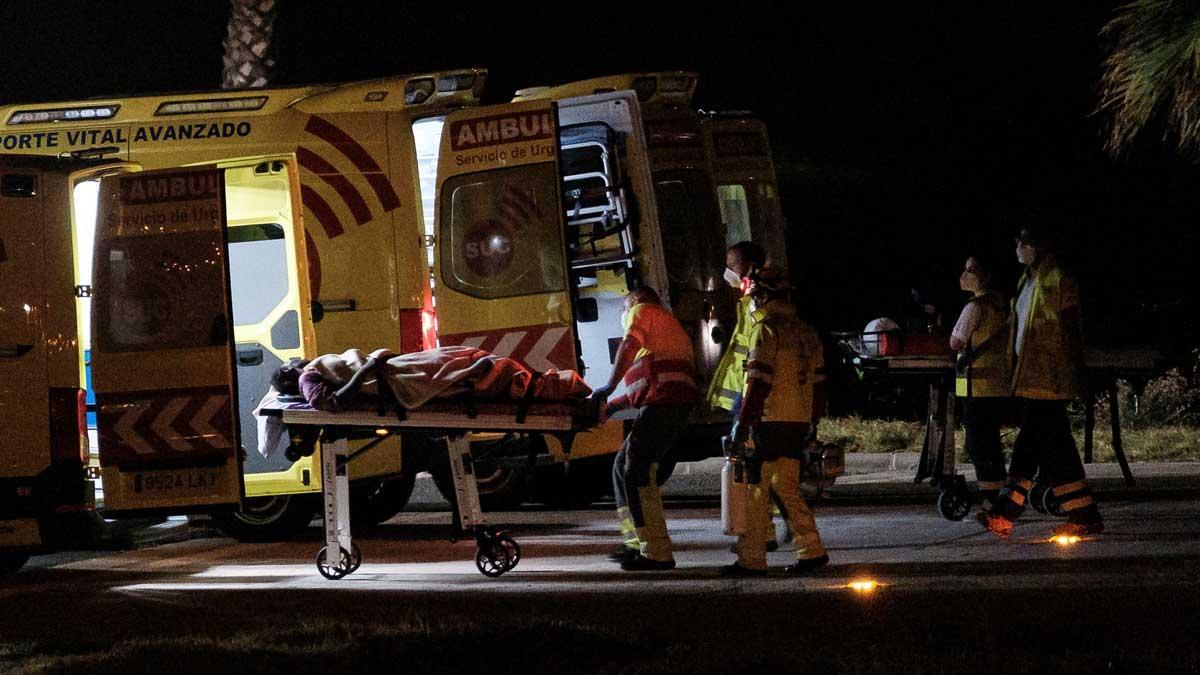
8, 105, 120, 125
155, 96, 268, 116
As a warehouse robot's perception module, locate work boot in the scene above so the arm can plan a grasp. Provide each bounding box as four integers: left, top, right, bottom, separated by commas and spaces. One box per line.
607, 545, 639, 563
784, 554, 830, 575
620, 553, 676, 571
1052, 520, 1105, 537
975, 510, 1013, 540
718, 563, 767, 578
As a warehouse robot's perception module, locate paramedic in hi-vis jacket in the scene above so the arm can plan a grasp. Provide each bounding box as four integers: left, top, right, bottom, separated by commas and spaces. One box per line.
707, 241, 787, 551
721, 267, 830, 577
949, 255, 1011, 510
977, 228, 1104, 539
591, 287, 699, 571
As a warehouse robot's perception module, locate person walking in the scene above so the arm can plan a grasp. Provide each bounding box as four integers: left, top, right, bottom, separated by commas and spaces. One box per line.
592, 287, 699, 571
977, 228, 1103, 539
721, 267, 830, 576
950, 255, 1011, 509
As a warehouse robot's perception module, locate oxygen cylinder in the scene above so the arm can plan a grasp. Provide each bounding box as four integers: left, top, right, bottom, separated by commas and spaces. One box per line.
721, 446, 748, 536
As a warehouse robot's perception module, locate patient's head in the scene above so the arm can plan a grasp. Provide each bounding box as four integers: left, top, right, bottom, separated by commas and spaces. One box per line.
624, 287, 662, 312
271, 358, 311, 397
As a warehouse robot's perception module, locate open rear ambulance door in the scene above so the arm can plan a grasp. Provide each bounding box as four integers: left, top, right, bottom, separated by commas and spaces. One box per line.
432, 101, 579, 372
91, 166, 245, 514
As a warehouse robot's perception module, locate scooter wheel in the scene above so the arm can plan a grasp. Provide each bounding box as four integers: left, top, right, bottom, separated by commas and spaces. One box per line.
316, 545, 353, 580
937, 487, 972, 521
1030, 483, 1049, 515
1042, 487, 1067, 517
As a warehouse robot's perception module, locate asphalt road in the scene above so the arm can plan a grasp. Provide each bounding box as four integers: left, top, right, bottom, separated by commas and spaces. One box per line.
3, 497, 1200, 657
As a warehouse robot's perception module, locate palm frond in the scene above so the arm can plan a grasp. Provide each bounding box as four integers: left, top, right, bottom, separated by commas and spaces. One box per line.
1098, 0, 1200, 157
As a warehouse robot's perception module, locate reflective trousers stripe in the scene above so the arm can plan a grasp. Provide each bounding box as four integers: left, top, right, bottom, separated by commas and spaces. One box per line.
1053, 480, 1087, 496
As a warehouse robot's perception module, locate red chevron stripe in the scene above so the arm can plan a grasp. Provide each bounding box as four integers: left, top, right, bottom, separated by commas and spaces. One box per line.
300, 185, 344, 239
304, 115, 402, 211
297, 147, 372, 225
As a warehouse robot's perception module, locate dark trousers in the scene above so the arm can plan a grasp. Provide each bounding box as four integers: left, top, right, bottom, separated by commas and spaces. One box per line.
997, 399, 1100, 524
611, 403, 693, 560
962, 397, 1008, 493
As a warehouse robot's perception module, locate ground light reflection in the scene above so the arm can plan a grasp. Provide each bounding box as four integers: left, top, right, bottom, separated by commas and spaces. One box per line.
847, 578, 881, 594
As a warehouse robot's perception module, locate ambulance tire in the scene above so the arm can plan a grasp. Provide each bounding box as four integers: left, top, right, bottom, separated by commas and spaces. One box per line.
0, 553, 29, 576
430, 460, 529, 512
351, 471, 418, 527
215, 494, 320, 542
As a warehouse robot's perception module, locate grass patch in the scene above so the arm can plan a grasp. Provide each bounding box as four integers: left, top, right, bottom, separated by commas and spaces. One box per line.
823, 415, 1200, 462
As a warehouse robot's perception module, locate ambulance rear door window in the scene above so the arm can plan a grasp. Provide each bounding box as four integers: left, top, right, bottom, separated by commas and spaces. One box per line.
439, 163, 566, 300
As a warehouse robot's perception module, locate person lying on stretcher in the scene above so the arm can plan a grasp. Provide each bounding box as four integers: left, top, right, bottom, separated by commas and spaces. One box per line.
270, 345, 592, 412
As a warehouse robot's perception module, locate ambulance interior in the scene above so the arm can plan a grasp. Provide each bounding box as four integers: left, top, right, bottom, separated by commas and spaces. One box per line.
73, 160, 306, 480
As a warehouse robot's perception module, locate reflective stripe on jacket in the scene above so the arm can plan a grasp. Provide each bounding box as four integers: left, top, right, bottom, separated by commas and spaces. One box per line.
706, 294, 753, 411
742, 300, 824, 424
955, 290, 1011, 399
612, 356, 699, 409
1009, 255, 1081, 400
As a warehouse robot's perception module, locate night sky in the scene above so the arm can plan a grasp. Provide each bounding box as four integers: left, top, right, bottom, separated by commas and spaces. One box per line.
2, 1, 1196, 357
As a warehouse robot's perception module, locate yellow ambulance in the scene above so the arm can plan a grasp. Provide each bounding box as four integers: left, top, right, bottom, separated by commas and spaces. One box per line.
0, 69, 489, 544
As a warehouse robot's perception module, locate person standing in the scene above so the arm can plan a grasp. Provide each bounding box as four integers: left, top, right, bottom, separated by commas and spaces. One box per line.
977, 228, 1103, 539
949, 255, 1010, 509
592, 287, 699, 571
721, 267, 830, 576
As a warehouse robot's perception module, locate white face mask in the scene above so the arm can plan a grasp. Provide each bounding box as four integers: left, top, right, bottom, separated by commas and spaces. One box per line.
723, 267, 742, 288
1016, 243, 1035, 265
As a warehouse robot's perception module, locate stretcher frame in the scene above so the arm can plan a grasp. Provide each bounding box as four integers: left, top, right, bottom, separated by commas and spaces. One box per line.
264, 401, 588, 579
835, 339, 1154, 521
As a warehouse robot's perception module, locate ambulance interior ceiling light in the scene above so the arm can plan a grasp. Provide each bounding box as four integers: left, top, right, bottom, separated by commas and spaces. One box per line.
8, 105, 119, 125
155, 97, 268, 116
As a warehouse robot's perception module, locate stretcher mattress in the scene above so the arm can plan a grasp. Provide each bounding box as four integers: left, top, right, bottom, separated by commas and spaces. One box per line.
257, 397, 598, 432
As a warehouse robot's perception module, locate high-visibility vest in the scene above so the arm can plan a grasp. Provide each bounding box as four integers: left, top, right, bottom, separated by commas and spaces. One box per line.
955, 291, 1011, 399
746, 300, 824, 424
1009, 255, 1081, 400
611, 356, 698, 409
706, 294, 753, 411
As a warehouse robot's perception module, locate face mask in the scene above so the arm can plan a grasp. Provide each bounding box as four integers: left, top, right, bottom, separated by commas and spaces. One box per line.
723, 267, 742, 288
1016, 244, 1035, 265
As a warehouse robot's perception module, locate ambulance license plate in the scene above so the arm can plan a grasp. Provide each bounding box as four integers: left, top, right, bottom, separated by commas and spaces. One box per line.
131, 468, 220, 495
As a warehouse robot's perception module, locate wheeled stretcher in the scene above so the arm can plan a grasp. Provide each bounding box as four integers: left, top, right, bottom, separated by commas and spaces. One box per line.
836, 332, 1154, 521
258, 398, 597, 579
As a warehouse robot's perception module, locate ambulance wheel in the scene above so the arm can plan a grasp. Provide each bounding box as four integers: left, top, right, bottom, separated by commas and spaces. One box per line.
0, 553, 29, 576
1030, 483, 1050, 515
315, 545, 354, 580
351, 471, 418, 526
475, 540, 514, 578
1042, 487, 1067, 517
430, 460, 529, 511
215, 494, 319, 542
937, 486, 972, 521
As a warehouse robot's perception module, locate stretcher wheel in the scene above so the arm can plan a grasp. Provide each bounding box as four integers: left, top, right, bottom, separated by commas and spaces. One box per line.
1042, 488, 1067, 518
497, 535, 521, 570
315, 545, 354, 580
346, 543, 363, 574
937, 486, 972, 521
475, 541, 514, 578
1030, 483, 1050, 515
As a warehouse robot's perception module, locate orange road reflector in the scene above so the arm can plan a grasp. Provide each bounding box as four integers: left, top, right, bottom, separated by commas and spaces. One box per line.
1050, 534, 1082, 546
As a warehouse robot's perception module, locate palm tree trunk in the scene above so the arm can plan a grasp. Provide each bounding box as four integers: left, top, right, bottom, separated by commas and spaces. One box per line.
222, 0, 277, 90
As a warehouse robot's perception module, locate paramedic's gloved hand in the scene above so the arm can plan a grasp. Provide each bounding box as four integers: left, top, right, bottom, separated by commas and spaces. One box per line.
589, 383, 614, 402
731, 421, 750, 446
